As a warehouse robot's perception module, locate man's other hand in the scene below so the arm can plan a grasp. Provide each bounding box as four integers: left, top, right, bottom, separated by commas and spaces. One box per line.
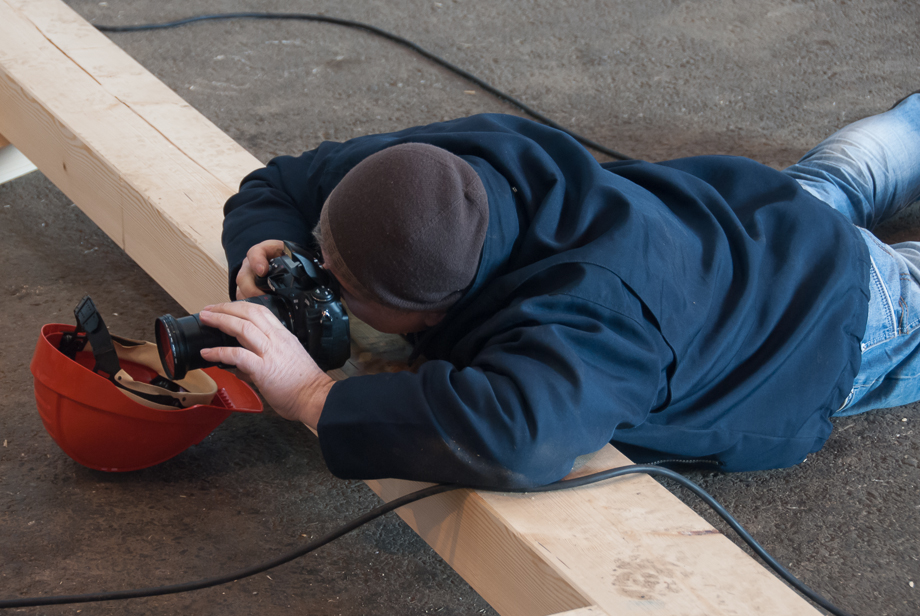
236, 239, 286, 300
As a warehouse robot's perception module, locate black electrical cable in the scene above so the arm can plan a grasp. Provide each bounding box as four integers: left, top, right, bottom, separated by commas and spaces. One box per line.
93, 12, 633, 161
0, 483, 454, 609
0, 464, 853, 616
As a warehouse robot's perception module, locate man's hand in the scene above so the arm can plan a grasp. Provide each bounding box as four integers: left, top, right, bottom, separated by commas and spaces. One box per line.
198, 301, 334, 430
236, 239, 286, 300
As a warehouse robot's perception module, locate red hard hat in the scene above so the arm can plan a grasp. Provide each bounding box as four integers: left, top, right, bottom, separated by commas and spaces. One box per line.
31, 298, 262, 472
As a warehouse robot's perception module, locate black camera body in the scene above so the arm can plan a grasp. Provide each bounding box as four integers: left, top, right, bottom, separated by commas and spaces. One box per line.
254, 242, 351, 370
155, 241, 350, 380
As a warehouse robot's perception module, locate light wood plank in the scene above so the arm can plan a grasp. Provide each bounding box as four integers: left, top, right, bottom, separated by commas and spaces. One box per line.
548, 608, 609, 616
0, 0, 242, 311
9, 0, 259, 191
0, 133, 8, 149
369, 444, 820, 615
0, 1, 823, 614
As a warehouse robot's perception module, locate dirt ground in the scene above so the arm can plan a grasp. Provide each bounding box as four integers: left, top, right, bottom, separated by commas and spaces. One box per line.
2, 0, 919, 614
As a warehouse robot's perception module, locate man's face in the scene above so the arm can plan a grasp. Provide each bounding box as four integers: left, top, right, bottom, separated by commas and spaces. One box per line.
321, 249, 445, 335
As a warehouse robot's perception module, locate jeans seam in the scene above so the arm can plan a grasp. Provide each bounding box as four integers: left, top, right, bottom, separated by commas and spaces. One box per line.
861, 254, 897, 350
867, 232, 893, 254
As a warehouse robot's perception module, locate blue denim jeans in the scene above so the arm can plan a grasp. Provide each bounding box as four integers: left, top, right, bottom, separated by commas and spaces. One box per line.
784, 93, 920, 415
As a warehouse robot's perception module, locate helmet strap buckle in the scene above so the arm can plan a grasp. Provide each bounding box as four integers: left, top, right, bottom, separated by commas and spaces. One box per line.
58, 330, 88, 360
70, 295, 122, 378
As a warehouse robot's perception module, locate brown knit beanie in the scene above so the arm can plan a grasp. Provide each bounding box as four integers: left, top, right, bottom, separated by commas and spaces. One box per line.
319, 143, 489, 312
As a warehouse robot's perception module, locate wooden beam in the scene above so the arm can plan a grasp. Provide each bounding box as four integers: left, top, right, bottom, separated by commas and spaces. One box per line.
549, 608, 609, 616
0, 0, 241, 310
0, 1, 822, 614
365, 445, 822, 615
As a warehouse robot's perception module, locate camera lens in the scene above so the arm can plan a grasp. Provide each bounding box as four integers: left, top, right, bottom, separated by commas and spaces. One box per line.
155, 295, 291, 380
155, 316, 180, 379
155, 313, 236, 380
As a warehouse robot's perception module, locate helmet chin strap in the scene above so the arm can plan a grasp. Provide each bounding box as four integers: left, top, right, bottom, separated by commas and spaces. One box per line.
58, 296, 217, 410
60, 295, 122, 377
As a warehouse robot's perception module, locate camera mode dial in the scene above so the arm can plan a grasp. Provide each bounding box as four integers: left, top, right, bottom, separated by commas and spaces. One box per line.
310, 287, 334, 302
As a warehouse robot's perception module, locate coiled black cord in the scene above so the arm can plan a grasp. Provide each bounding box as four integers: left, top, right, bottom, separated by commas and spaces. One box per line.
94, 12, 633, 161
0, 464, 853, 616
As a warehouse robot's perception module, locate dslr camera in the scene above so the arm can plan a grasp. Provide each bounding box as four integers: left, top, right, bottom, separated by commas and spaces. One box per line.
155, 241, 350, 380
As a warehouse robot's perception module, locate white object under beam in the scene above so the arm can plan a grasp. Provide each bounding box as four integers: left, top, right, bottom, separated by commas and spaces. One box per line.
0, 140, 38, 185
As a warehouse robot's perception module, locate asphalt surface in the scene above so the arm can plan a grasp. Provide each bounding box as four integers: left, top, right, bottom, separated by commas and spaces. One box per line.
2, 1, 919, 614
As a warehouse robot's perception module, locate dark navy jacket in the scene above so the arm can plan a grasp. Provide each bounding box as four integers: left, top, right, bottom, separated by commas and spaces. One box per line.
223, 114, 870, 488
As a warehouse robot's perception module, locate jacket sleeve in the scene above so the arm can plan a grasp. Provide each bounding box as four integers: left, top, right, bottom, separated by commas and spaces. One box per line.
316, 291, 670, 488
222, 143, 348, 299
